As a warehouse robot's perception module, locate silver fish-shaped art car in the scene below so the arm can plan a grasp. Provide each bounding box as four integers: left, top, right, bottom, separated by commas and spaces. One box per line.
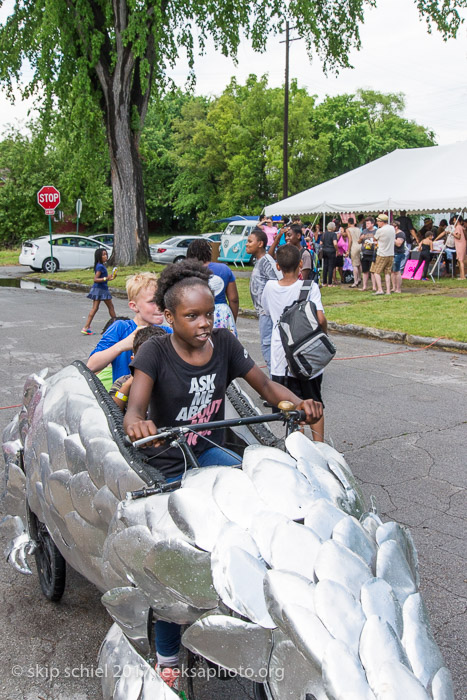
1, 362, 454, 700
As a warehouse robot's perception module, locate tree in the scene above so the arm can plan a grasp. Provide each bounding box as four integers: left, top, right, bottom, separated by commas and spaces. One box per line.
0, 126, 51, 245
167, 78, 435, 225
1, 1, 463, 264
0, 115, 112, 247
140, 89, 195, 234
312, 90, 436, 179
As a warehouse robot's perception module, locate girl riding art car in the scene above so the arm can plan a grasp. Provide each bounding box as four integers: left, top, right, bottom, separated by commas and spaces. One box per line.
2, 363, 453, 699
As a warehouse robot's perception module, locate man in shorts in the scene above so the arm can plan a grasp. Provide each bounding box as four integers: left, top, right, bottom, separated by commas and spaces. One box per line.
373, 214, 395, 295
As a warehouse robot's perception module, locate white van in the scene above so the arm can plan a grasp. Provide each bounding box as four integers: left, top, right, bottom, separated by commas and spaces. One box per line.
218, 218, 259, 267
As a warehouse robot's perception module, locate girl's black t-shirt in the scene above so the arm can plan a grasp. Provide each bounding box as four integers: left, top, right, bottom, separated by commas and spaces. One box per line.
130, 329, 255, 478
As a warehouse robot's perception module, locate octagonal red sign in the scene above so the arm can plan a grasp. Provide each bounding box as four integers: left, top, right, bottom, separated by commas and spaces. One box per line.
37, 186, 60, 214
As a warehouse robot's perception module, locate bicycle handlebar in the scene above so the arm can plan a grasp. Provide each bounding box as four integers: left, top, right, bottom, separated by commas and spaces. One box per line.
131, 404, 307, 448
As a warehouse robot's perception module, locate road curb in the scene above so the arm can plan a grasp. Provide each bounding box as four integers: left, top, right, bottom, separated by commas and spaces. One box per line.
238, 308, 467, 354
30, 278, 467, 354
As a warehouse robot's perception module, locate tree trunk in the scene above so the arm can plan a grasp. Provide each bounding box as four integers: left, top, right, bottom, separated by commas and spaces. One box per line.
93, 9, 152, 267
106, 103, 150, 266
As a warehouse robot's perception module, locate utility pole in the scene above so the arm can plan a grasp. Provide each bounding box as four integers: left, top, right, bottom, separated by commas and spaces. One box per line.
283, 20, 290, 201
280, 22, 301, 200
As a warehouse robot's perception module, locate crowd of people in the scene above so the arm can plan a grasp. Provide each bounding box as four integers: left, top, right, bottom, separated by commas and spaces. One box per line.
257, 211, 467, 287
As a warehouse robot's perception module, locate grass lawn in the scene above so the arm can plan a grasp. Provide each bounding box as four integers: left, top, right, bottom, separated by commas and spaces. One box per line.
0, 247, 21, 265
36, 263, 166, 287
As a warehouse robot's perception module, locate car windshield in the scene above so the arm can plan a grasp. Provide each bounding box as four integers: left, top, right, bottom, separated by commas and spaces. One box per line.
224, 224, 246, 236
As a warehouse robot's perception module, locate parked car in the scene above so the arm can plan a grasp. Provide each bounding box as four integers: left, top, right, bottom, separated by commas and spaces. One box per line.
89, 233, 114, 247
19, 235, 112, 273
149, 233, 222, 264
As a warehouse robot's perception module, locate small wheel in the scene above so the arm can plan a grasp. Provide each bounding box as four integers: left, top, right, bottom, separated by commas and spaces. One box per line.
173, 256, 185, 263
42, 257, 59, 273
253, 682, 269, 699
27, 507, 66, 601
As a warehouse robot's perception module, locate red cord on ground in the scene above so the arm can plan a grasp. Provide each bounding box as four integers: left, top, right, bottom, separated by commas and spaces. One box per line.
333, 336, 445, 361
258, 337, 446, 369
0, 405, 22, 410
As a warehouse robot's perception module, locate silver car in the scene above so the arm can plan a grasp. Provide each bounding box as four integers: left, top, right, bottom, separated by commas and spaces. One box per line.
149, 233, 222, 264
89, 233, 114, 248
19, 234, 112, 273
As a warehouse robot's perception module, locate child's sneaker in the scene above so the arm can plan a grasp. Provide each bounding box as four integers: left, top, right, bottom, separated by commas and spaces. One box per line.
80, 328, 95, 335
155, 665, 180, 692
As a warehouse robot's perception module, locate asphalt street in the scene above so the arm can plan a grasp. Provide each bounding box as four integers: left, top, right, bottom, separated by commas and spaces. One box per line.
0, 278, 466, 700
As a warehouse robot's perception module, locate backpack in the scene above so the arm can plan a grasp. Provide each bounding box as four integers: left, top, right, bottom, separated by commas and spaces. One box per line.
278, 280, 336, 379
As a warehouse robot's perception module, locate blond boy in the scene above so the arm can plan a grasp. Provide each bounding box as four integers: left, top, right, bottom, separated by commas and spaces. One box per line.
87, 272, 171, 382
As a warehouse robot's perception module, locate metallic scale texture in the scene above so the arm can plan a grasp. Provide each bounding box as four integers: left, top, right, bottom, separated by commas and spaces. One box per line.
2, 364, 454, 700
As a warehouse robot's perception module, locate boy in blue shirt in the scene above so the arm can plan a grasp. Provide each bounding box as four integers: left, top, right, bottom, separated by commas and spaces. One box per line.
87, 272, 172, 382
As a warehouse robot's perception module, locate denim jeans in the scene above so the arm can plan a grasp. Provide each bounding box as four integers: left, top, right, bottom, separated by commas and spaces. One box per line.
259, 313, 273, 374
400, 244, 411, 275
393, 252, 405, 272
155, 443, 241, 656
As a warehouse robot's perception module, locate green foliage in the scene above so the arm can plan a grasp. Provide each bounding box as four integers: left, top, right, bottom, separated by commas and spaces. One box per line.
0, 113, 112, 245
0, 0, 464, 261
312, 90, 436, 179
0, 126, 50, 245
159, 79, 436, 228
140, 89, 197, 232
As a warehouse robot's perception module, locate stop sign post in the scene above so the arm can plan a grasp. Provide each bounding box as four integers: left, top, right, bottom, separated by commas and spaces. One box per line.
37, 186, 60, 273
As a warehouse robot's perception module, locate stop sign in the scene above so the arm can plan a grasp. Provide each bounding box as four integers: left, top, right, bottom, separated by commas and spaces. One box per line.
37, 186, 60, 215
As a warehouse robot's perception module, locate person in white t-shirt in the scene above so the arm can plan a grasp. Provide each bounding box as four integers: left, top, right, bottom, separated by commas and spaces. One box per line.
373, 213, 396, 295
261, 244, 326, 441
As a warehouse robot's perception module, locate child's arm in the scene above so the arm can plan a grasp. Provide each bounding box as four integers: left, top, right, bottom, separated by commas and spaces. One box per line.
244, 365, 323, 424
226, 280, 239, 321
111, 376, 133, 411
268, 230, 283, 260
317, 310, 327, 334
87, 328, 138, 373
94, 266, 116, 283
124, 369, 161, 446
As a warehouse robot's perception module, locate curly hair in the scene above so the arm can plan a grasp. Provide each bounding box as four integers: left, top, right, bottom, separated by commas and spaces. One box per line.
186, 238, 212, 263
155, 260, 212, 312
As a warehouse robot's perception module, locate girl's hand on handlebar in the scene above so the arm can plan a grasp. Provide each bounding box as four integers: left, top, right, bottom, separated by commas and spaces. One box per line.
126, 419, 162, 447
296, 399, 323, 424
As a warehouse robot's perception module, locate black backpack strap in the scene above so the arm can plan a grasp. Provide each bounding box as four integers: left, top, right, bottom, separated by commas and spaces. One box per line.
298, 279, 313, 303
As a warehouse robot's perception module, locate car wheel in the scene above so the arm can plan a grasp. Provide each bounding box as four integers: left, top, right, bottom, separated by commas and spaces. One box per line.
173, 256, 185, 263
42, 257, 59, 273
27, 506, 66, 602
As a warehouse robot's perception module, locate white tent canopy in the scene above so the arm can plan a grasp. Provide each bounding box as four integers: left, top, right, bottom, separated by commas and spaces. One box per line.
264, 141, 467, 217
